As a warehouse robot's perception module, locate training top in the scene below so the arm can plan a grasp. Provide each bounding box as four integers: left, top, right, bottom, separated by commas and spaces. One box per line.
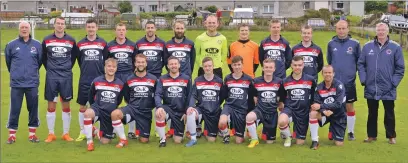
253, 76, 284, 114
291, 42, 324, 79
188, 75, 224, 115
107, 38, 137, 74
42, 33, 77, 79
123, 73, 157, 111
164, 37, 196, 77
135, 36, 166, 75
222, 73, 255, 115
155, 73, 192, 113
76, 35, 108, 82
228, 40, 259, 78
195, 32, 228, 69
89, 75, 124, 112
314, 79, 346, 118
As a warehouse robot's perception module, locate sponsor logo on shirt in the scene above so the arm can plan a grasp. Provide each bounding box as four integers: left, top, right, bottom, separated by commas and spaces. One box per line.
324, 97, 335, 104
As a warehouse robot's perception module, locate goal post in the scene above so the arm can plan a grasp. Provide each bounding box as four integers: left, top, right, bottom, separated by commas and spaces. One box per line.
1, 20, 37, 39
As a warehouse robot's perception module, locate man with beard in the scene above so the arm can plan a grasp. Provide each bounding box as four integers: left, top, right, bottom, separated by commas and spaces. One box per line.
164, 21, 195, 78
136, 21, 166, 79
110, 54, 158, 146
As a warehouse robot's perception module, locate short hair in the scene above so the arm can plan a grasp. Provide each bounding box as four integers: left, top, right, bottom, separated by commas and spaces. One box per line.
116, 23, 126, 29
376, 22, 389, 32
301, 24, 312, 31
86, 19, 98, 25
167, 55, 179, 63
105, 58, 118, 66
202, 57, 213, 65
263, 58, 275, 65
173, 20, 185, 27
322, 65, 334, 73
269, 19, 281, 26
135, 53, 147, 61
231, 55, 243, 64
292, 55, 304, 62
206, 15, 219, 23
56, 16, 65, 21
336, 20, 348, 28
19, 21, 31, 30
238, 23, 249, 30
145, 21, 155, 27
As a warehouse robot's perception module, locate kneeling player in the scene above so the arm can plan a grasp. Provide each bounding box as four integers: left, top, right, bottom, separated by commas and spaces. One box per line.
185, 57, 224, 147
278, 55, 316, 147
219, 56, 255, 144
246, 58, 284, 148
83, 58, 124, 151
309, 65, 346, 149
155, 56, 191, 147
110, 54, 157, 147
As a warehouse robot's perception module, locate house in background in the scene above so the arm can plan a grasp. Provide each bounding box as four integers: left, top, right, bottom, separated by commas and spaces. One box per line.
101, 7, 120, 16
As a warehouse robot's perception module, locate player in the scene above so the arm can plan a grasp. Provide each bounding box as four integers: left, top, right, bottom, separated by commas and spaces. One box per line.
155, 56, 192, 147
228, 23, 259, 79
278, 55, 316, 147
195, 15, 228, 78
259, 19, 292, 79
83, 58, 124, 151
110, 54, 157, 147
327, 20, 360, 141
309, 65, 347, 150
106, 23, 137, 139
184, 57, 224, 147
135, 21, 166, 78
42, 17, 78, 142
164, 20, 196, 78
291, 25, 323, 81
218, 55, 255, 144
245, 58, 284, 148
75, 19, 109, 141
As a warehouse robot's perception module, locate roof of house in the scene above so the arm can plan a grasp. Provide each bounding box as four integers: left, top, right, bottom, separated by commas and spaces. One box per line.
103, 8, 120, 13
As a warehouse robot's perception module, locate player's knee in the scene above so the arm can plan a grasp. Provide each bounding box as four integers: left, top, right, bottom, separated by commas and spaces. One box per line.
110, 109, 123, 121
84, 109, 95, 118
139, 138, 149, 143
278, 115, 288, 127
207, 137, 216, 142
346, 104, 354, 112
79, 106, 87, 113
309, 110, 318, 119
245, 112, 256, 122
335, 141, 344, 146
47, 107, 56, 112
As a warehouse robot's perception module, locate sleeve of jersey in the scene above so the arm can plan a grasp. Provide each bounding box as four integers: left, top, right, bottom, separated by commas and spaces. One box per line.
254, 43, 260, 72
284, 42, 292, 70
190, 44, 196, 73
355, 42, 361, 64
88, 82, 96, 105
188, 81, 198, 108
392, 46, 405, 87
41, 40, 48, 70
321, 84, 346, 111
123, 82, 130, 104
37, 43, 43, 69
259, 42, 265, 66
310, 80, 317, 105
71, 42, 78, 69
161, 42, 166, 70
194, 37, 202, 68
221, 37, 228, 65
154, 79, 164, 108
5, 43, 11, 72
184, 79, 193, 110
102, 45, 109, 61
317, 48, 324, 73
163, 44, 170, 72
327, 43, 332, 65
117, 86, 124, 106
357, 46, 367, 85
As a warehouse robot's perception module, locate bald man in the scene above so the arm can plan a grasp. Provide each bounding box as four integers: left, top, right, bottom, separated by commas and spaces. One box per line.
327, 20, 360, 141
5, 22, 43, 144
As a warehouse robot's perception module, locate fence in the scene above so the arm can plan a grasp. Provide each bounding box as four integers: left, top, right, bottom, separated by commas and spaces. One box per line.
351, 26, 408, 51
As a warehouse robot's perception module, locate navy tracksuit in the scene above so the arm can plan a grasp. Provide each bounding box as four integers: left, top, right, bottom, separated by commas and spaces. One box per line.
5, 35, 42, 130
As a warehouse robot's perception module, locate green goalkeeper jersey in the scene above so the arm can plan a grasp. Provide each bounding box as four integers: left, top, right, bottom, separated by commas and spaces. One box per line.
194, 32, 228, 69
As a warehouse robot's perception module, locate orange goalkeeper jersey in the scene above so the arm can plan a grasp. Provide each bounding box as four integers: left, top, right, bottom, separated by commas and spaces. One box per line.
227, 40, 259, 78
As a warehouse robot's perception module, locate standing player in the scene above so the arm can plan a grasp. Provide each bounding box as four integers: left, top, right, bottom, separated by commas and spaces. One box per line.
135, 21, 166, 78
327, 20, 360, 140
75, 19, 109, 141
245, 58, 284, 148
5, 21, 42, 144
83, 58, 124, 151
42, 17, 78, 142
195, 15, 228, 78
259, 19, 292, 79
107, 23, 137, 139
309, 65, 347, 150
185, 57, 224, 147
218, 56, 255, 144
110, 54, 157, 147
291, 25, 323, 81
164, 20, 196, 78
155, 56, 191, 147
278, 55, 316, 147
228, 23, 259, 79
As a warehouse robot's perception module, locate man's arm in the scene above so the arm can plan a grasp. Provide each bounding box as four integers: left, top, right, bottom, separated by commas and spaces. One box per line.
184, 79, 193, 110
219, 79, 228, 104
71, 42, 78, 69
310, 80, 317, 104
327, 43, 332, 65
163, 44, 170, 72
317, 49, 324, 73
355, 42, 361, 65
227, 44, 233, 72
37, 43, 43, 69
188, 81, 198, 108
320, 84, 346, 112
278, 82, 287, 103
357, 45, 367, 86
259, 42, 265, 67
254, 43, 260, 73
123, 82, 130, 104
102, 44, 109, 61
154, 79, 164, 108
161, 43, 166, 70
190, 44, 196, 73
284, 43, 292, 70
117, 86, 124, 107
221, 37, 228, 67
194, 37, 202, 68
42, 40, 48, 70
5, 43, 12, 72
392, 46, 405, 87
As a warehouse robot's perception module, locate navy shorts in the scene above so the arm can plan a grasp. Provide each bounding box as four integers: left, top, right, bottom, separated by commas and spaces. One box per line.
116, 72, 132, 84
162, 105, 185, 137
45, 77, 73, 102
281, 107, 309, 140
252, 108, 278, 140
345, 85, 357, 103
319, 114, 347, 141
221, 105, 246, 138
195, 107, 221, 137
121, 105, 153, 138
77, 81, 91, 106
91, 105, 114, 139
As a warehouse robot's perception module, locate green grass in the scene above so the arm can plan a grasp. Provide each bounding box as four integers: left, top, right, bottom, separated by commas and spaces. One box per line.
1, 29, 408, 163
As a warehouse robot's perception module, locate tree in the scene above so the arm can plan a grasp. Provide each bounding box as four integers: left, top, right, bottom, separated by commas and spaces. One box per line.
365, 1, 388, 14
205, 5, 218, 13
118, 1, 133, 13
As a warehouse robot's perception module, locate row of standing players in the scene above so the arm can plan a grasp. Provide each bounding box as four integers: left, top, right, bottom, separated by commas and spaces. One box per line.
4, 17, 404, 150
